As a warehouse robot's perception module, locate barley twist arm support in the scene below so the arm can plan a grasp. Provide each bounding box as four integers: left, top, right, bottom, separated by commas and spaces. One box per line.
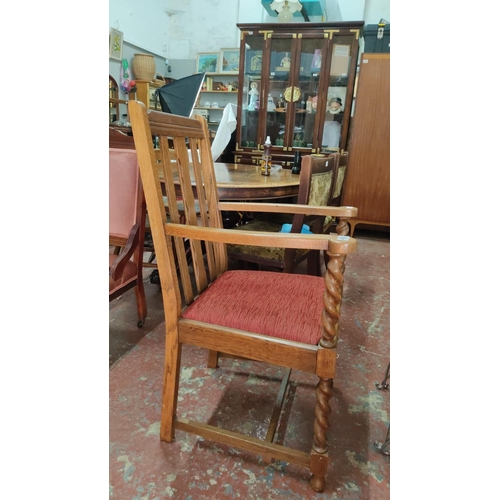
335, 217, 350, 237
320, 252, 346, 349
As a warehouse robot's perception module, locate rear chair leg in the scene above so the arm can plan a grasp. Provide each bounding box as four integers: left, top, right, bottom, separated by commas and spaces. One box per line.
207, 350, 219, 368
160, 329, 182, 442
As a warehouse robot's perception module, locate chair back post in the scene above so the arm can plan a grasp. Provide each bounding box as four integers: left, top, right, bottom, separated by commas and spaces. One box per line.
283, 153, 340, 273
321, 151, 350, 236
128, 101, 183, 319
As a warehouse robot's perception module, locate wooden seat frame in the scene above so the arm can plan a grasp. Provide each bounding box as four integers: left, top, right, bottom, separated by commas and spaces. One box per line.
128, 100, 357, 492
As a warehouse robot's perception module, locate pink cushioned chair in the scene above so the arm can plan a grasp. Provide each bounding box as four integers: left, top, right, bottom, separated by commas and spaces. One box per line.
109, 128, 147, 327
128, 100, 358, 492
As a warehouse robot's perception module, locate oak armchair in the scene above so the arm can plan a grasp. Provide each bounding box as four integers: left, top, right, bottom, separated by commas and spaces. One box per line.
128, 100, 357, 492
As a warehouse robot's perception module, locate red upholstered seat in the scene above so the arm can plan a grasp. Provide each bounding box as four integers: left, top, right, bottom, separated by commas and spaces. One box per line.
182, 270, 325, 345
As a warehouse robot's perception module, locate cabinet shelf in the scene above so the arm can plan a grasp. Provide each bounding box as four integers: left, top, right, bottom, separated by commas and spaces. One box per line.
194, 74, 238, 146
109, 98, 129, 105
109, 75, 134, 125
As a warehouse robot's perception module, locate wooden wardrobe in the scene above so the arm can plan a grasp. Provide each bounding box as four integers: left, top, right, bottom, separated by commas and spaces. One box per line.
342, 53, 390, 236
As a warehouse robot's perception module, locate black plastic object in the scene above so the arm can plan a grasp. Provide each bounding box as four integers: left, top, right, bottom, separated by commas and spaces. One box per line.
291, 151, 301, 174
156, 72, 206, 117
364, 23, 390, 53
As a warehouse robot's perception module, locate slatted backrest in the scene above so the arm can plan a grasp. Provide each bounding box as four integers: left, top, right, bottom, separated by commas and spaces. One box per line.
331, 152, 349, 206
128, 100, 227, 315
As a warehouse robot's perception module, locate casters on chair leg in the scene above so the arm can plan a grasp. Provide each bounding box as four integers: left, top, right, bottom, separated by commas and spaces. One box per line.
374, 425, 390, 456
137, 319, 145, 328
375, 362, 390, 390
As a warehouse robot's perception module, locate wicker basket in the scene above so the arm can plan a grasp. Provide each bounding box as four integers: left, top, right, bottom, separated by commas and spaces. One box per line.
132, 54, 156, 81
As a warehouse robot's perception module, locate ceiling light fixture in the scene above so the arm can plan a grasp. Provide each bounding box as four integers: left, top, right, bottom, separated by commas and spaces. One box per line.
270, 0, 302, 23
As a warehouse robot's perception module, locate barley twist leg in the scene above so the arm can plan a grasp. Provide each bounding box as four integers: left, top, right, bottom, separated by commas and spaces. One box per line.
320, 253, 345, 349
310, 378, 334, 492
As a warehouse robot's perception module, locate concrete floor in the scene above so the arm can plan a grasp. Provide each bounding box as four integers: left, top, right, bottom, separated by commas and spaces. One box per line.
109, 228, 390, 499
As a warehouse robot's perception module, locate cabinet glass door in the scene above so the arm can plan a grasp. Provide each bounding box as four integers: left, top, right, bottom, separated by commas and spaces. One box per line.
240, 33, 265, 150
264, 36, 326, 151
265, 37, 293, 149
321, 34, 357, 152
294, 36, 326, 150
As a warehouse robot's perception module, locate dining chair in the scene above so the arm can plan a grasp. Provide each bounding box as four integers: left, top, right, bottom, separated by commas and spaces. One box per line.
322, 151, 349, 235
226, 153, 342, 276
128, 99, 358, 492
109, 128, 147, 327
320, 151, 349, 267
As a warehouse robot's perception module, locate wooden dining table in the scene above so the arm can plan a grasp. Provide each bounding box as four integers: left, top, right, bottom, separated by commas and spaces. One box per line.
210, 163, 300, 200
171, 162, 300, 201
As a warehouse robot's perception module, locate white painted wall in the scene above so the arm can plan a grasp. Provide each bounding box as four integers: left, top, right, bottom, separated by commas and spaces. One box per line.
109, 0, 171, 57
109, 0, 389, 59
109, 0, 389, 97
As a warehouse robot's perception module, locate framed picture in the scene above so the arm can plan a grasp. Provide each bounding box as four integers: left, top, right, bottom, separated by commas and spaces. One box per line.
245, 50, 262, 74
196, 52, 219, 74
219, 48, 240, 74
109, 28, 123, 61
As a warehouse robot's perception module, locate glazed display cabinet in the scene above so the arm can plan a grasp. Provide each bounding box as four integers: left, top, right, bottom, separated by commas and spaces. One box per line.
234, 22, 363, 167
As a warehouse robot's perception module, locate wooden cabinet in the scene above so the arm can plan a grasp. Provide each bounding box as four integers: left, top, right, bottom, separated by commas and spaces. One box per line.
342, 53, 390, 236
234, 22, 363, 167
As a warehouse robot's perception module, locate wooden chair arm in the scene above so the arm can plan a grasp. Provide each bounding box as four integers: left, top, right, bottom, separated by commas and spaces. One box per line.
110, 223, 140, 280
218, 202, 357, 219
165, 223, 357, 255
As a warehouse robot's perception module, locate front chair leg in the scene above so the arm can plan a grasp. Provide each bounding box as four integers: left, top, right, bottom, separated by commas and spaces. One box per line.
310, 250, 345, 491
134, 280, 147, 327
310, 378, 333, 492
